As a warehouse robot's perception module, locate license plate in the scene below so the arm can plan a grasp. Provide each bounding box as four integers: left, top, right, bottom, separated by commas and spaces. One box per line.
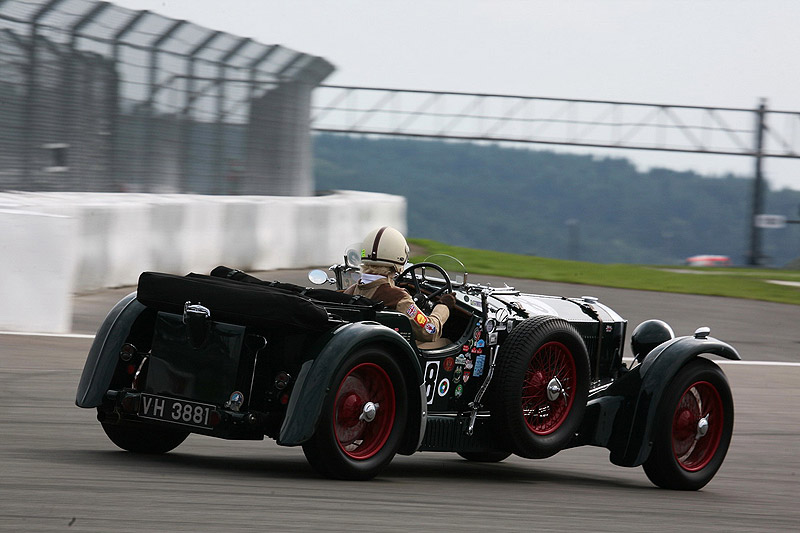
139, 393, 216, 430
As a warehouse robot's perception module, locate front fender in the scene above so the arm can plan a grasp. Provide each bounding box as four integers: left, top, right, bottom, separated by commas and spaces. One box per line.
610, 335, 740, 466
278, 321, 423, 447
75, 292, 145, 407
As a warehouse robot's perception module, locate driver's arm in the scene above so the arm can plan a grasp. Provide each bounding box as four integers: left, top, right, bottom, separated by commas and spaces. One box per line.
396, 292, 450, 342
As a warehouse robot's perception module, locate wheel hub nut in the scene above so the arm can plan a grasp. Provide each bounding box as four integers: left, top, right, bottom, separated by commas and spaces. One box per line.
359, 401, 377, 422
696, 415, 709, 439
547, 378, 563, 401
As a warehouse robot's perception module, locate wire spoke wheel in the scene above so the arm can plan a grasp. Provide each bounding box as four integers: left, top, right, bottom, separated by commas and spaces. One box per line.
522, 341, 577, 435
671, 381, 723, 471
303, 347, 407, 480
493, 317, 589, 459
643, 359, 733, 490
333, 363, 397, 459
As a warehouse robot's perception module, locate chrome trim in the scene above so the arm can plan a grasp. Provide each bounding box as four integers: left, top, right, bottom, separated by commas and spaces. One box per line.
694, 326, 711, 339
415, 382, 428, 450
467, 344, 499, 435
183, 301, 210, 323
589, 381, 614, 395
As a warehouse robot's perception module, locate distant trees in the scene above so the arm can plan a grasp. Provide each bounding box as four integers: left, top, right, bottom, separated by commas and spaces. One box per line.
313, 134, 800, 266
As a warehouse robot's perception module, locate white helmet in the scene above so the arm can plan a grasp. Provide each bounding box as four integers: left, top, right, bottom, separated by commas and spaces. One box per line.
361, 226, 409, 273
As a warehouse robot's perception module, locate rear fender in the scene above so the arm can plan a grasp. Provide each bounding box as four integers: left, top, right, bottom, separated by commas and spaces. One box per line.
278, 321, 424, 449
606, 334, 740, 466
75, 293, 146, 407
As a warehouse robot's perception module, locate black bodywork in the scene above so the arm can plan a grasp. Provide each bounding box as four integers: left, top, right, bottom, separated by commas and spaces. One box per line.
77, 259, 740, 488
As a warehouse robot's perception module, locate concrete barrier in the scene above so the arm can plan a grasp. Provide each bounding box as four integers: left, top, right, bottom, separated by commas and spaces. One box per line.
0, 190, 405, 332
0, 208, 78, 333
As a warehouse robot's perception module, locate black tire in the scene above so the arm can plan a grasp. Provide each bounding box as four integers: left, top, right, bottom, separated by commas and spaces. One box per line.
457, 451, 512, 463
101, 420, 189, 454
492, 317, 590, 459
302, 347, 408, 480
642, 358, 734, 490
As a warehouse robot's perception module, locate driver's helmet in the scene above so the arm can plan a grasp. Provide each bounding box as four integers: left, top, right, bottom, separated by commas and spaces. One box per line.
360, 226, 409, 273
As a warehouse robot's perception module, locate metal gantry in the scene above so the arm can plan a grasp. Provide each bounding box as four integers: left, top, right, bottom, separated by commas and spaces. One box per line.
312, 86, 800, 265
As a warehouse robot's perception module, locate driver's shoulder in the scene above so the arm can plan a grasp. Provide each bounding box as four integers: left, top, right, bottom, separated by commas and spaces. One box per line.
374, 283, 409, 309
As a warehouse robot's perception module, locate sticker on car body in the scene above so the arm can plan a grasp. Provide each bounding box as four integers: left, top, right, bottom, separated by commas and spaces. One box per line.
424, 361, 440, 404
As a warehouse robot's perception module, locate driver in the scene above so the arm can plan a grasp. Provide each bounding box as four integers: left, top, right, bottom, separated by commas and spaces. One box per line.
344, 226, 456, 345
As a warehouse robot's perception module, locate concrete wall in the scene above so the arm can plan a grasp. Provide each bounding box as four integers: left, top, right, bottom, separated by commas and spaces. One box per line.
0, 190, 405, 333
0, 208, 78, 333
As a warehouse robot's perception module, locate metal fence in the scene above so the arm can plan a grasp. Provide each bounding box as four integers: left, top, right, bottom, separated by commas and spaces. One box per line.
312, 86, 800, 159
311, 86, 800, 265
0, 0, 333, 195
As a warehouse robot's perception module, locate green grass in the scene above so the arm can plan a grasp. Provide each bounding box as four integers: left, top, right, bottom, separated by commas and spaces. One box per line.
409, 239, 800, 305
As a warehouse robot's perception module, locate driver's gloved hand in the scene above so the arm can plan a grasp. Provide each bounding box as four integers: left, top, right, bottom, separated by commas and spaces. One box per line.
438, 293, 457, 310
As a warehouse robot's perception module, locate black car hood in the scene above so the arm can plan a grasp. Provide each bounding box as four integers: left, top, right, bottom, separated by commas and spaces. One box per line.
492, 293, 624, 324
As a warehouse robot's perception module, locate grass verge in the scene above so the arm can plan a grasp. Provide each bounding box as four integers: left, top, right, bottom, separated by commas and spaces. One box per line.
409, 239, 800, 305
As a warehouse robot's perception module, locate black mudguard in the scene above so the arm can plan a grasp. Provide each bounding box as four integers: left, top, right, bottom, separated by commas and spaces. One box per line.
578, 334, 740, 467
75, 293, 146, 408
278, 321, 425, 452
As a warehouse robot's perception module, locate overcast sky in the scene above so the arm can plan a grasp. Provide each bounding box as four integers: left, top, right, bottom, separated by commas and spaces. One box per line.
113, 0, 800, 192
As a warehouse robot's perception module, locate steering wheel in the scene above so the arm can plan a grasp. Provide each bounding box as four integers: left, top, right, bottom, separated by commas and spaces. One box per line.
396, 262, 453, 312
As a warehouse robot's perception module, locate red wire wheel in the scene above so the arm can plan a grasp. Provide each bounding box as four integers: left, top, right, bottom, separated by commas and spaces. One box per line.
670, 381, 724, 472
522, 341, 577, 435
493, 317, 590, 459
333, 362, 397, 460
643, 359, 734, 490
303, 347, 408, 480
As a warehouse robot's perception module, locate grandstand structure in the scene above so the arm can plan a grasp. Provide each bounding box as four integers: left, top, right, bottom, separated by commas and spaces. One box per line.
0, 0, 333, 196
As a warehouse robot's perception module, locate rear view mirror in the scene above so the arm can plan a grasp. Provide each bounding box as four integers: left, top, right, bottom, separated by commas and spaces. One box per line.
308, 269, 330, 285
344, 243, 362, 268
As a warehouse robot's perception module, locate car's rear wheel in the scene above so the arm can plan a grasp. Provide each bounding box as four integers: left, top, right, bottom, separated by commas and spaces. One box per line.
100, 419, 189, 454
302, 347, 408, 480
492, 317, 590, 458
643, 359, 733, 490
457, 451, 512, 463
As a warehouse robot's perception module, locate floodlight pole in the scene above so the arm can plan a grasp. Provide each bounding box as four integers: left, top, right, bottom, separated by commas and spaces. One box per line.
748, 99, 767, 266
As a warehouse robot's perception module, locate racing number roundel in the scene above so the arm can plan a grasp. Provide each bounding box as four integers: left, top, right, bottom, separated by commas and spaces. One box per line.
424, 361, 439, 404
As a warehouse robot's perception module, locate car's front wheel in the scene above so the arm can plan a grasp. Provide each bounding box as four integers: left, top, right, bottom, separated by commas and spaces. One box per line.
642, 358, 733, 490
302, 347, 408, 480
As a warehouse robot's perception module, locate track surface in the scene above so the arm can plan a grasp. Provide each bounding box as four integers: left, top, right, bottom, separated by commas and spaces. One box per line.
2, 271, 799, 532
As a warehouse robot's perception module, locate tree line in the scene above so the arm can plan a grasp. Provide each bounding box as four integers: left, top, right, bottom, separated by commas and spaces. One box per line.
313, 134, 800, 266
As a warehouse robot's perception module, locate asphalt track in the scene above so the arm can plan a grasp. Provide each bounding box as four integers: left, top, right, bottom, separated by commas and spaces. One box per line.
2, 270, 799, 532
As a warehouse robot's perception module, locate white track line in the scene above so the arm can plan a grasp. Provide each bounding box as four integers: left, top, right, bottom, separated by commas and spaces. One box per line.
621, 358, 800, 368
0, 331, 95, 339
716, 360, 800, 367
2, 331, 799, 367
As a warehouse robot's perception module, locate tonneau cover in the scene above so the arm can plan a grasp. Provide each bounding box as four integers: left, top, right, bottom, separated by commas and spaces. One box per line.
207, 266, 380, 307
137, 272, 330, 331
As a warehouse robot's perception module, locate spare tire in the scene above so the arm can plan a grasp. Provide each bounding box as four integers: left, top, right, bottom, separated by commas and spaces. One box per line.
492, 316, 590, 458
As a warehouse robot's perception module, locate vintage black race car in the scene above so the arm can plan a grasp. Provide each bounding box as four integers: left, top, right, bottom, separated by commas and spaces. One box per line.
76, 250, 739, 489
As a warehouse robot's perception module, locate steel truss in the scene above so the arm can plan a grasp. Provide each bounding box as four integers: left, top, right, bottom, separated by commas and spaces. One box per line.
312, 86, 800, 265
